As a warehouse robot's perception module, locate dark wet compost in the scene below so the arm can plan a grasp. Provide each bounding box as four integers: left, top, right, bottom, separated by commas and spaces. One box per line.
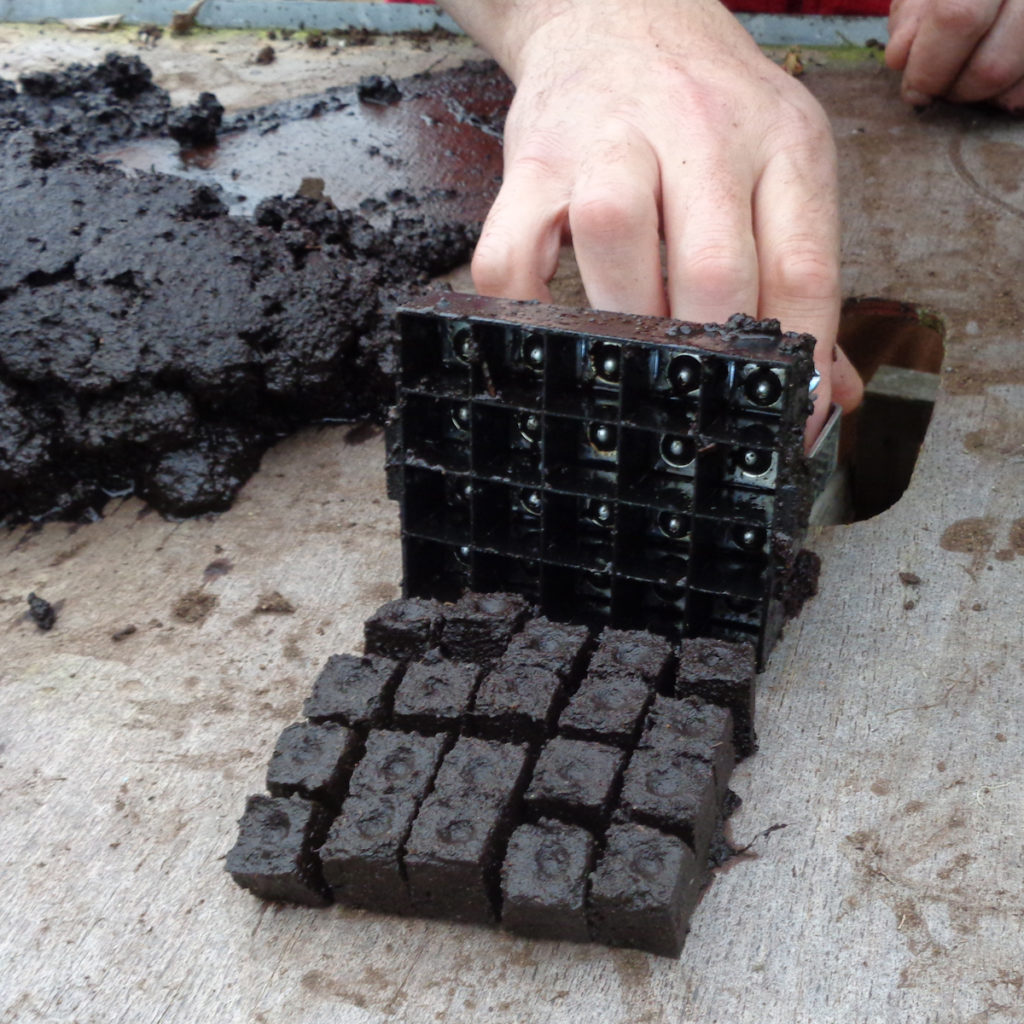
0, 55, 511, 523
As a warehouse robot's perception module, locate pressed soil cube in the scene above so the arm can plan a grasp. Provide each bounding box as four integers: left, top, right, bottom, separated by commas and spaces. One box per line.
588, 821, 705, 957
226, 793, 334, 907
391, 650, 483, 734
524, 736, 625, 830
303, 653, 403, 727
265, 720, 360, 808
441, 591, 530, 664
500, 820, 595, 942
364, 596, 445, 662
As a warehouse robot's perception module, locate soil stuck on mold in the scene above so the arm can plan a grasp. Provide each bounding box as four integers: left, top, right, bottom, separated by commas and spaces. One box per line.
0, 55, 499, 524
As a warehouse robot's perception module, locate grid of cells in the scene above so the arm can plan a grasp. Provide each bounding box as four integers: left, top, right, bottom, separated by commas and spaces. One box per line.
387, 294, 816, 664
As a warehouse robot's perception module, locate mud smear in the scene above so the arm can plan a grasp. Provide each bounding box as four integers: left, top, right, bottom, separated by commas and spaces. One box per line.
0, 56, 511, 524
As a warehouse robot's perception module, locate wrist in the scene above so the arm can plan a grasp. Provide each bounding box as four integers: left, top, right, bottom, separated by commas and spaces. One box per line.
438, 0, 744, 84
436, 1, 571, 80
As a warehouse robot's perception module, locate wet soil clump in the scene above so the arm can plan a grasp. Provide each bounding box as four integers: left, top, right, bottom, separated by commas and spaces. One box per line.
0, 58, 486, 524
0, 54, 172, 153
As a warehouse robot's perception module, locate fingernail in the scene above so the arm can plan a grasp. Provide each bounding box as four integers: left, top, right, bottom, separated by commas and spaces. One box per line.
903, 89, 931, 108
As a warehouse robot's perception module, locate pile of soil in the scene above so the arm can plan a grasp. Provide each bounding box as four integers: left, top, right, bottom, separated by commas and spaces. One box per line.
0, 55, 482, 522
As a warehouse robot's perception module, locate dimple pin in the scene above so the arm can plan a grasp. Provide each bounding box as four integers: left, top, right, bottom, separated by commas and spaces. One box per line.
588, 422, 617, 454
660, 435, 694, 469
591, 342, 622, 385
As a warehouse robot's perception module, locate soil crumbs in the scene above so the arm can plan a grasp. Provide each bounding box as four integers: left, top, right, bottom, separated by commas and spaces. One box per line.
0, 54, 490, 526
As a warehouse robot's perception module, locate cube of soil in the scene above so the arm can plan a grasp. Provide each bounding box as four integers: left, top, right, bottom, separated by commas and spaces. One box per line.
500, 617, 593, 682
405, 736, 530, 923
441, 591, 530, 664
617, 744, 718, 861
500, 820, 595, 942
587, 627, 674, 688
675, 637, 757, 757
640, 696, 735, 798
364, 597, 444, 662
391, 649, 483, 734
472, 663, 565, 741
225, 793, 334, 907
524, 737, 625, 830
265, 720, 361, 808
320, 730, 447, 914
588, 821, 705, 958
303, 653, 403, 727
558, 672, 652, 747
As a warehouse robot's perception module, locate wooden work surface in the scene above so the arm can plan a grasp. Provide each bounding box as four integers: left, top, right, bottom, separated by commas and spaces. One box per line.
1, 39, 1022, 1024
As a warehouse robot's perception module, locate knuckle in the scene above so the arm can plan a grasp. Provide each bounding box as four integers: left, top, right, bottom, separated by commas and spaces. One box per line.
766, 240, 839, 302
930, 0, 984, 35
683, 243, 757, 298
470, 236, 515, 296
778, 96, 833, 145
569, 188, 647, 244
966, 55, 1019, 96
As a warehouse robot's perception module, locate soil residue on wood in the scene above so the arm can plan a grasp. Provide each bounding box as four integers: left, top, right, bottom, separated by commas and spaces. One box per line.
0, 55, 500, 525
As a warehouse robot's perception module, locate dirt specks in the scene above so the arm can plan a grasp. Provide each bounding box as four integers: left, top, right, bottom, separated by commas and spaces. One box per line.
203, 558, 233, 579
299, 969, 369, 1006
870, 779, 892, 796
172, 589, 217, 624
1009, 518, 1024, 552
359, 581, 400, 609
940, 519, 996, 571
254, 591, 295, 614
27, 592, 57, 631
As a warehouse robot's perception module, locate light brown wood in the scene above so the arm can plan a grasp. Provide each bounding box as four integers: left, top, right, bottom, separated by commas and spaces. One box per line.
1, 37, 1022, 1024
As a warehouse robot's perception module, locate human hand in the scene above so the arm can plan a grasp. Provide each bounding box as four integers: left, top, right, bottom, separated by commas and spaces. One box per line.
887, 0, 1024, 110
438, 0, 863, 442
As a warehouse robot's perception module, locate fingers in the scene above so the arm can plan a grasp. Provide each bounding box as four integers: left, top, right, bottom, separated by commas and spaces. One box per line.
751, 133, 842, 443
475, 127, 668, 316
885, 0, 926, 71
996, 76, 1024, 109
948, 0, 1024, 102
661, 154, 759, 325
471, 150, 568, 303
832, 344, 865, 415
567, 133, 668, 316
893, 0, 1005, 104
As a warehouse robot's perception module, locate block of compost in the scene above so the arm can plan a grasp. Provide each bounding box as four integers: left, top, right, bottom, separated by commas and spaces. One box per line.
363, 596, 445, 662
558, 671, 653, 747
500, 820, 595, 942
226, 793, 334, 907
587, 627, 674, 688
320, 730, 447, 914
675, 637, 758, 757
405, 735, 530, 923
441, 590, 530, 664
265, 720, 361, 808
391, 649, 483, 734
500, 616, 594, 682
640, 696, 735, 799
617, 744, 719, 861
472, 662, 566, 741
588, 820, 705, 958
303, 652, 403, 727
524, 736, 625, 831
